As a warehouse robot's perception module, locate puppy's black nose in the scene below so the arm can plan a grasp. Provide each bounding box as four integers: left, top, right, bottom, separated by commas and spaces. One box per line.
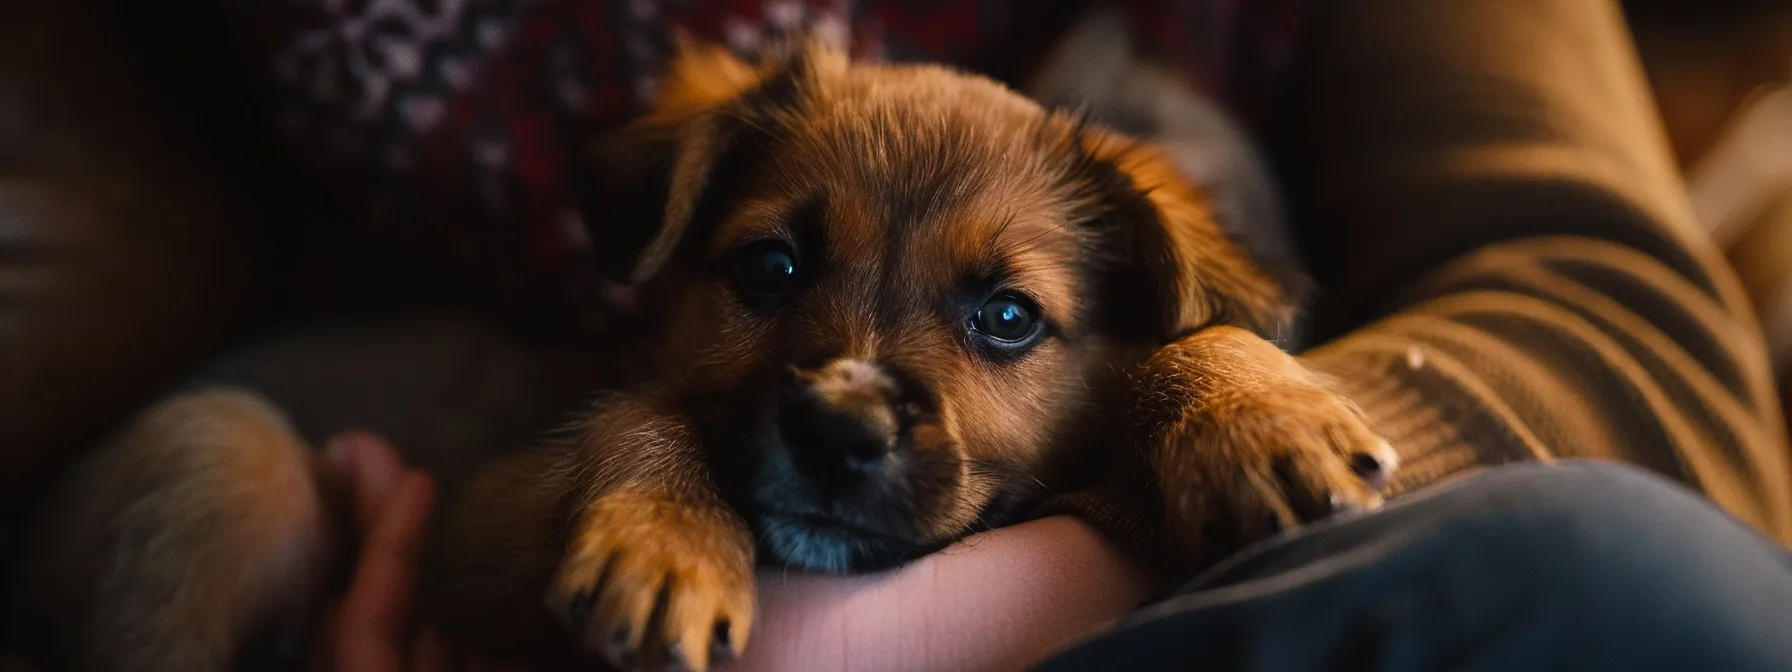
780, 394, 894, 472
778, 360, 908, 482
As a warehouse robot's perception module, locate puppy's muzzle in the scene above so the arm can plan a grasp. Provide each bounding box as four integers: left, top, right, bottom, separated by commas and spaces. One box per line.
777, 359, 917, 486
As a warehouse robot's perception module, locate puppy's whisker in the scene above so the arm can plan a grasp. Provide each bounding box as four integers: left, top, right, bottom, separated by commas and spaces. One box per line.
1011, 223, 1068, 250
723, 109, 780, 139
988, 211, 1019, 248
997, 223, 1073, 262
965, 460, 1052, 498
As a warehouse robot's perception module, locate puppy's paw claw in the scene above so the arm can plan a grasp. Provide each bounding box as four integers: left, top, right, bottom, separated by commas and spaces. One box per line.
1348, 440, 1399, 495
547, 493, 754, 671
1156, 376, 1399, 560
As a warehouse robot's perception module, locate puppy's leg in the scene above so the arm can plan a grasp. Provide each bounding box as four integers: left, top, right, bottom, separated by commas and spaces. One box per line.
424, 390, 753, 672
8, 390, 337, 672
1134, 326, 1399, 566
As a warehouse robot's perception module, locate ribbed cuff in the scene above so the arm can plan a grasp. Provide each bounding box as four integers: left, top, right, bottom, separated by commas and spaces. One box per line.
1305, 331, 1552, 497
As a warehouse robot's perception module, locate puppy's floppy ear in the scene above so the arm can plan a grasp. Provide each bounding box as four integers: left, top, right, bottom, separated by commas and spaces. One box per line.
582, 40, 837, 284
580, 42, 762, 285
1078, 128, 1290, 340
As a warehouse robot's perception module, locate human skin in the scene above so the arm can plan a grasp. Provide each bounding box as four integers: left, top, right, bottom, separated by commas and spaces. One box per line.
738, 516, 1166, 672
320, 434, 1166, 672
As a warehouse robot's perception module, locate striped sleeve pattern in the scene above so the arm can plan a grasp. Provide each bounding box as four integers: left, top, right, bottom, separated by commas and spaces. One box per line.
1281, 0, 1792, 542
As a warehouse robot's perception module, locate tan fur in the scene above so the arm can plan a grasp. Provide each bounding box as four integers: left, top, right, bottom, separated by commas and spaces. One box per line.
1082, 133, 1290, 336
9, 390, 336, 672
544, 392, 755, 671
1131, 327, 1398, 563
795, 359, 904, 444
12, 39, 1392, 672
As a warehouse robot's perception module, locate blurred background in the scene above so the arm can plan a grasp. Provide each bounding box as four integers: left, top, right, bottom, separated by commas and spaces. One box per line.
1625, 0, 1792, 425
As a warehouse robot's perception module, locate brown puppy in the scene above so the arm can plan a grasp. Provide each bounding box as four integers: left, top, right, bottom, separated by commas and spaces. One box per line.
420, 41, 1394, 670
8, 39, 1394, 672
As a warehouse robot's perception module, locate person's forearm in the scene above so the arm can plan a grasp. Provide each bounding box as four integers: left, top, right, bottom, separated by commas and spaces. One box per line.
738, 516, 1167, 672
1280, 0, 1792, 538
1283, 0, 1737, 335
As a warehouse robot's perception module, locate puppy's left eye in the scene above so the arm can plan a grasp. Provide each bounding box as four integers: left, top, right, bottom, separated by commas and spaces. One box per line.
737, 239, 800, 298
971, 294, 1043, 346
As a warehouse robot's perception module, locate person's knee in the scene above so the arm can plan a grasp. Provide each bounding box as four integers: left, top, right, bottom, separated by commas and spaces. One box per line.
1435, 460, 1789, 626
1463, 460, 1744, 551
1419, 461, 1792, 666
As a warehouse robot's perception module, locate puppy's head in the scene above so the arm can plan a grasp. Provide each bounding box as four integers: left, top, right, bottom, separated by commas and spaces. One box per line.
586, 42, 1285, 572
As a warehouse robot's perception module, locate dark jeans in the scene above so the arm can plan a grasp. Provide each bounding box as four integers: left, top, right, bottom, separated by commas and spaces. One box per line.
1036, 461, 1792, 671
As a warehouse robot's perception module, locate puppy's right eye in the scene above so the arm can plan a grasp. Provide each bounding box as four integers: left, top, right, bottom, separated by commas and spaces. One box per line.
737, 239, 800, 298
970, 293, 1044, 350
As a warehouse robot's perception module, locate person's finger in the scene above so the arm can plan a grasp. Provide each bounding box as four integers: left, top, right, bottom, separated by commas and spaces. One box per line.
335, 471, 437, 672
326, 431, 405, 533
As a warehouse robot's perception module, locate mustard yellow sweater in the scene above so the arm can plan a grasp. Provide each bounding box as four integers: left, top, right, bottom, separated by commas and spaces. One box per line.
1281, 0, 1792, 541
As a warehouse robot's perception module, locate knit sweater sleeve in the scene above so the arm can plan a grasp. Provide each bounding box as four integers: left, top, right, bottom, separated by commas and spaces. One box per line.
1280, 0, 1792, 541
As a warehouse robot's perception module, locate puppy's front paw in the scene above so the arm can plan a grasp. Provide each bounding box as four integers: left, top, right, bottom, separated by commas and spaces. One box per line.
548, 492, 755, 672
1139, 328, 1398, 562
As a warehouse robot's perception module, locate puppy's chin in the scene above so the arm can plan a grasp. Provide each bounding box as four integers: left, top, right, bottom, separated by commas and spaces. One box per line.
753, 514, 942, 573
739, 442, 961, 572
696, 378, 1003, 572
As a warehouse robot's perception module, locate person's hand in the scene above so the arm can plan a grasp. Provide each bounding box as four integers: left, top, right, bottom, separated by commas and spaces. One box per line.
309, 432, 521, 672
739, 516, 1167, 672
305, 430, 1161, 672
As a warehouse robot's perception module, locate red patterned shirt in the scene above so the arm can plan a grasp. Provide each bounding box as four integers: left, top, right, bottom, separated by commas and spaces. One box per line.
231, 0, 1315, 335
